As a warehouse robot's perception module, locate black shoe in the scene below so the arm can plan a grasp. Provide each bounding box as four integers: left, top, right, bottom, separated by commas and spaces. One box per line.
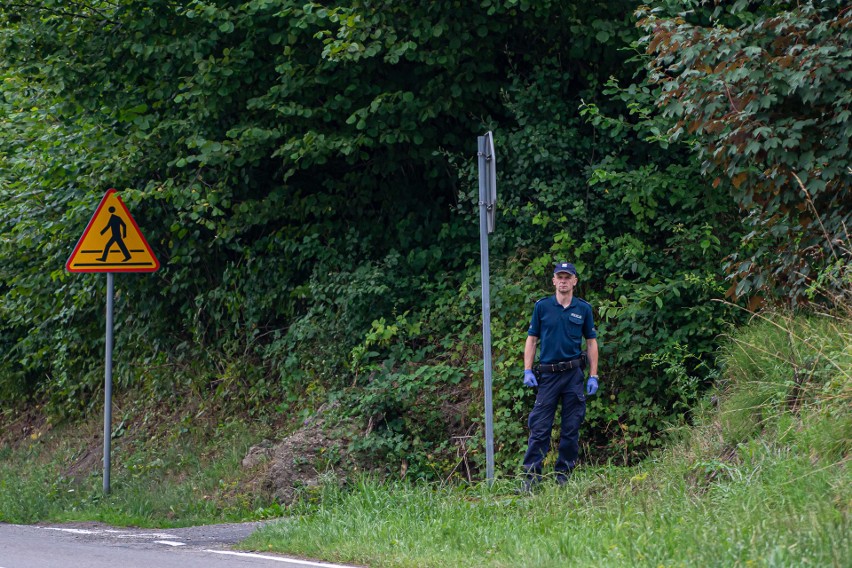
556, 461, 576, 486
555, 469, 574, 486
517, 475, 542, 494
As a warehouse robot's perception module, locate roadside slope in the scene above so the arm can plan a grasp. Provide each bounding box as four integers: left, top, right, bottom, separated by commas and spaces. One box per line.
243, 311, 851, 567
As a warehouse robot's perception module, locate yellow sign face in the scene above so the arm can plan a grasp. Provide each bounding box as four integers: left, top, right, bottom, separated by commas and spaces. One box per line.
66, 189, 160, 273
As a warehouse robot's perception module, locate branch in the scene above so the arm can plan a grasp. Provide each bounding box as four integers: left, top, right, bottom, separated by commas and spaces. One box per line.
793, 172, 838, 260
2, 1, 120, 25
722, 80, 740, 113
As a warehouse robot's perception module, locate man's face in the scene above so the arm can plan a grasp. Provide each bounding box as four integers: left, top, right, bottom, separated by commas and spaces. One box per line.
552, 271, 576, 292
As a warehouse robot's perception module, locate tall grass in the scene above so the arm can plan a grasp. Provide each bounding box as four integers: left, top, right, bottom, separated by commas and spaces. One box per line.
0, 415, 272, 526
245, 312, 850, 567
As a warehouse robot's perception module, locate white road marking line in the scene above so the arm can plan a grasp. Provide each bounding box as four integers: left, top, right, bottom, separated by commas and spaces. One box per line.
41, 527, 172, 540
154, 540, 187, 547
42, 528, 98, 535
205, 550, 362, 567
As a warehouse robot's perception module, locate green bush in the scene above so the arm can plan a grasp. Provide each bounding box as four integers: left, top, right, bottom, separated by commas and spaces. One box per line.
0, 1, 753, 475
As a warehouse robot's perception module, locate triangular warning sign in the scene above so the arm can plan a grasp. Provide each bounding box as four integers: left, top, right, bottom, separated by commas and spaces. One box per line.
66, 189, 160, 273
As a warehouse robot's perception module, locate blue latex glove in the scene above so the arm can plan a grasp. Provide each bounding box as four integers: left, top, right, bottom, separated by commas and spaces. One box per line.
586, 375, 599, 395
523, 369, 538, 387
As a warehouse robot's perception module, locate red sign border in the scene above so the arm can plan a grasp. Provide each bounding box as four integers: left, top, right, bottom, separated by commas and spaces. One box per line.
65, 189, 160, 273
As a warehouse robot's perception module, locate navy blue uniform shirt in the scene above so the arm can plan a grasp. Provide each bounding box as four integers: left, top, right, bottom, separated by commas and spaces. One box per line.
528, 296, 597, 363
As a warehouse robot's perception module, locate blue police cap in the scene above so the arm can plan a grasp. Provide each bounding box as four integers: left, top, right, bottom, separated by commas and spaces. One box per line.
553, 262, 577, 275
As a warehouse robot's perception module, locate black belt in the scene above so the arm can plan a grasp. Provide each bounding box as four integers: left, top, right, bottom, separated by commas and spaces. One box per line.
536, 358, 584, 373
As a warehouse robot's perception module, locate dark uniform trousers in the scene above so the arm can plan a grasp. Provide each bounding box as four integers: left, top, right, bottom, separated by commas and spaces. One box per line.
522, 366, 586, 478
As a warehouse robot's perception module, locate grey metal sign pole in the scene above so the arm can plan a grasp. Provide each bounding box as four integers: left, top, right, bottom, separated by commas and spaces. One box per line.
103, 272, 114, 494
477, 132, 496, 483
66, 189, 160, 495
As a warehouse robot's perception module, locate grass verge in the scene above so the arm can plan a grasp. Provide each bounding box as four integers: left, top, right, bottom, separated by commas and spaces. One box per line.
0, 311, 848, 567
243, 311, 850, 567
0, 401, 280, 527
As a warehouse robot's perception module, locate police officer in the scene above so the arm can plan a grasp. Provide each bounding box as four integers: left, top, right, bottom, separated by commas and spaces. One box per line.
521, 261, 599, 488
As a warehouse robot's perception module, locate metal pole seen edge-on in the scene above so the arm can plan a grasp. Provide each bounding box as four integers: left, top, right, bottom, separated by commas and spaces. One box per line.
478, 135, 495, 483
104, 272, 114, 494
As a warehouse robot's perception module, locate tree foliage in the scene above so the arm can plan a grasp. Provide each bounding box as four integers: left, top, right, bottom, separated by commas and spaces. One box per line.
637, 1, 852, 304
0, 0, 774, 476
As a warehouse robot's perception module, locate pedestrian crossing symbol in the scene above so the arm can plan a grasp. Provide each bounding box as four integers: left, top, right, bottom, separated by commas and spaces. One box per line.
66, 189, 160, 273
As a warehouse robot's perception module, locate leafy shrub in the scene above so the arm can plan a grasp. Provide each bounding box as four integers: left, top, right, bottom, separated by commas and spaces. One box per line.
0, 1, 760, 476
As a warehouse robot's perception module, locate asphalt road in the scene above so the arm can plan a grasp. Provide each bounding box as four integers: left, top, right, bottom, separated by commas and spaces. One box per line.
0, 522, 363, 568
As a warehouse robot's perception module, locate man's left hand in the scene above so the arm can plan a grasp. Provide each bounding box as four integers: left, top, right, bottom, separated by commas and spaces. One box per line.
586, 375, 599, 395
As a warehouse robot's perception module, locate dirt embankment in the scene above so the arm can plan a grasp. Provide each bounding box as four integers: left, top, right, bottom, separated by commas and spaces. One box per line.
244, 403, 363, 505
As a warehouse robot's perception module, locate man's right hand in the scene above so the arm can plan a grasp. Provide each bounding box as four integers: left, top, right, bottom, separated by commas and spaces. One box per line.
523, 369, 538, 387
